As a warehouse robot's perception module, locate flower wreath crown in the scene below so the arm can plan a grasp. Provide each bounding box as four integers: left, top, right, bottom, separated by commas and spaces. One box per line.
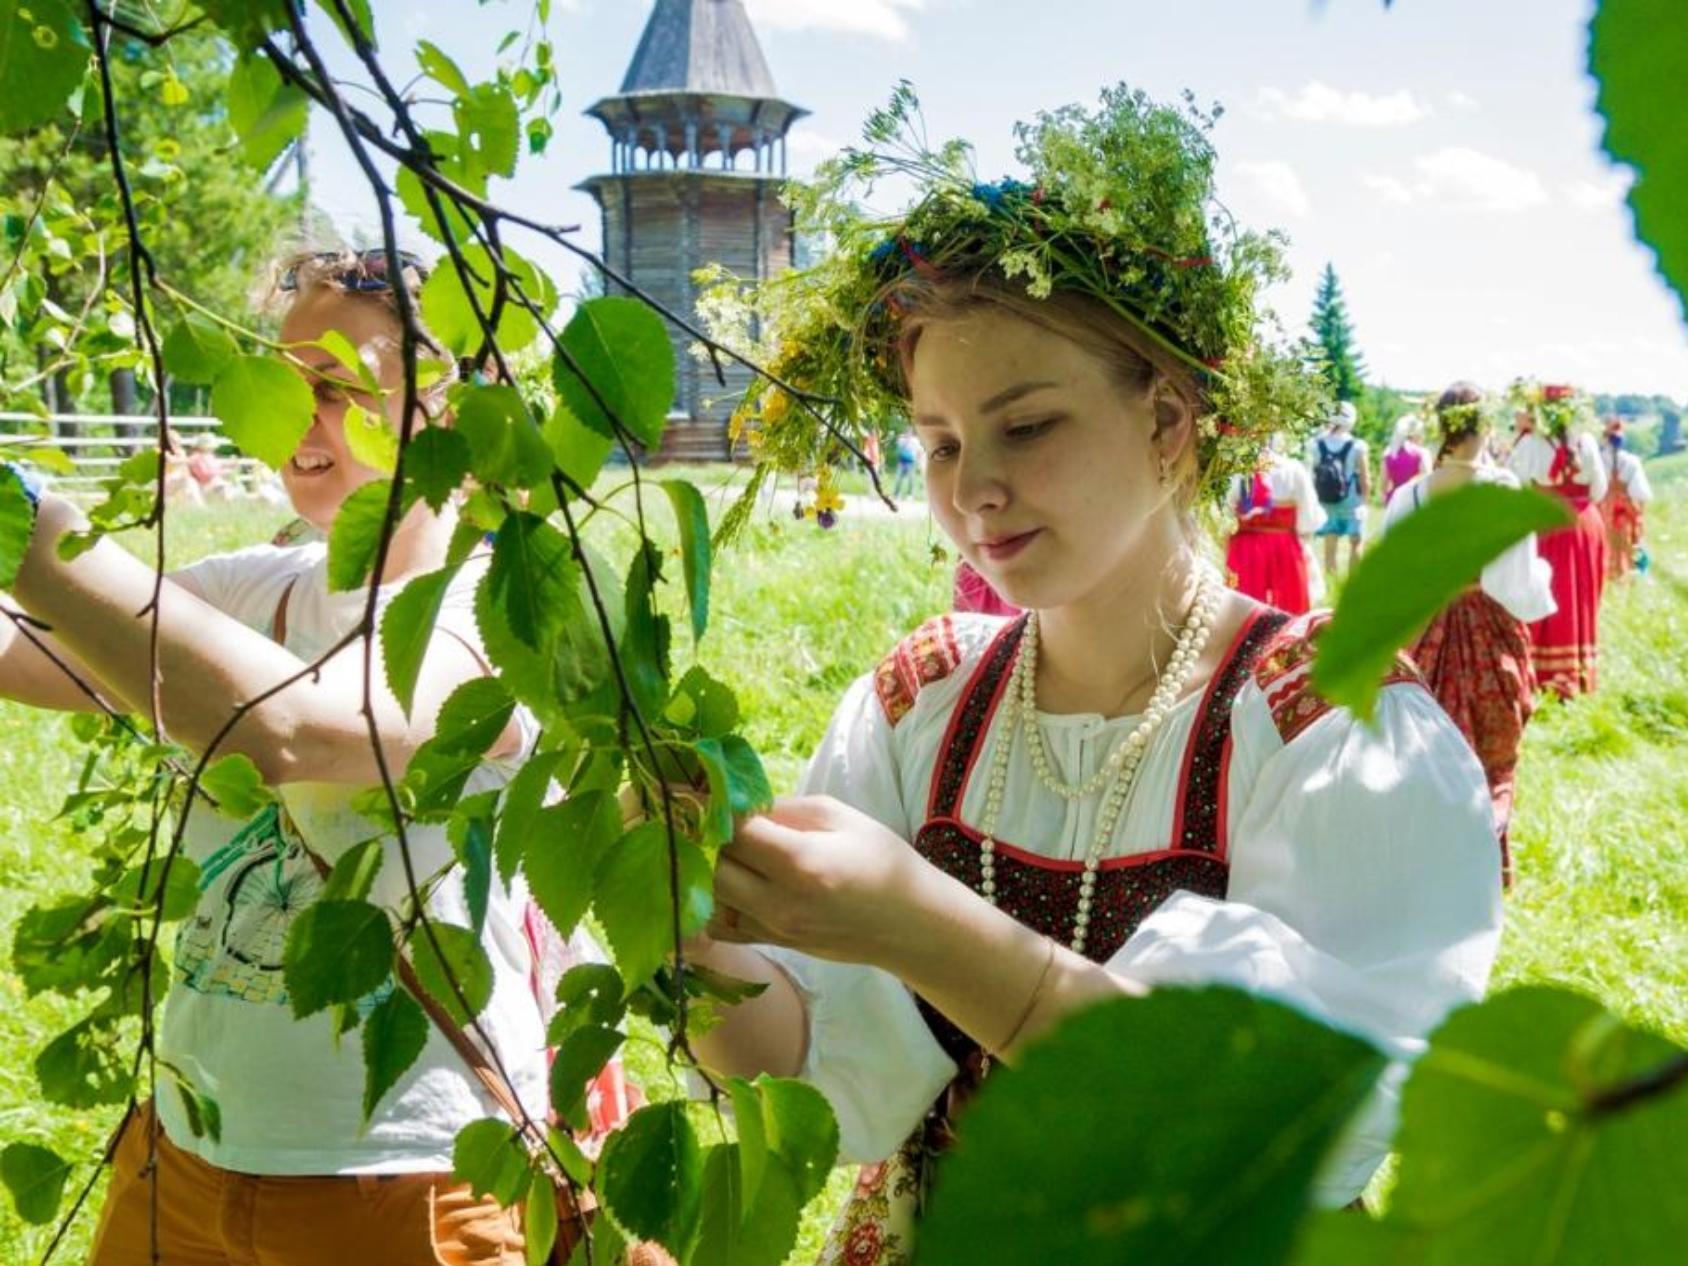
1507, 378, 1594, 441
1432, 399, 1488, 446
696, 82, 1329, 512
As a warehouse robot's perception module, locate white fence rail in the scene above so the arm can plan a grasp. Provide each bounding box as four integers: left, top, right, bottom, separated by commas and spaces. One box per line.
0, 412, 272, 494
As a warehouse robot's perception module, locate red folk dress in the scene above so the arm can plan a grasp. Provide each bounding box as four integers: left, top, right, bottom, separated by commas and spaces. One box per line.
1384, 470, 1556, 883
1509, 433, 1609, 697
1600, 446, 1653, 581
1224, 462, 1324, 615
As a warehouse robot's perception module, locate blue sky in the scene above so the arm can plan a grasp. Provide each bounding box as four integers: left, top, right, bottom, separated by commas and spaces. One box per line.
303, 0, 1687, 396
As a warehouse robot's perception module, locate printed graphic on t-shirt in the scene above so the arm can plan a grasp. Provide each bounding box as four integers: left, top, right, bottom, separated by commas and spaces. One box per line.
173, 803, 340, 1008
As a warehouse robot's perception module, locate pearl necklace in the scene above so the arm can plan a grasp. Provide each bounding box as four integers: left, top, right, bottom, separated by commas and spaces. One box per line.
974, 570, 1221, 954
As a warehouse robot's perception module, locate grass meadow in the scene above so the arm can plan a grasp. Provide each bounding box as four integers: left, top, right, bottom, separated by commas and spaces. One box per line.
2, 457, 1685, 1261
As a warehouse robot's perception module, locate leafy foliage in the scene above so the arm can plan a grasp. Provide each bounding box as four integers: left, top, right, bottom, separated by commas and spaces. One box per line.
1309, 263, 1366, 403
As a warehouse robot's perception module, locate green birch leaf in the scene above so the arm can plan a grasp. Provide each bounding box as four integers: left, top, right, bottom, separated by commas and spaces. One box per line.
666, 667, 739, 738
1313, 483, 1570, 721
494, 749, 565, 885
110, 857, 202, 922
0, 469, 32, 589
402, 426, 473, 512
321, 838, 385, 905
417, 39, 471, 97
455, 385, 552, 488
283, 899, 395, 1019
409, 921, 493, 1026
592, 822, 712, 989
0, 0, 90, 135
211, 354, 314, 470
1591, 0, 1688, 313
687, 1143, 802, 1266
526, 1165, 560, 1266
162, 315, 239, 385
545, 402, 614, 491
621, 542, 670, 719
454, 82, 520, 180
420, 243, 556, 356
755, 1077, 838, 1204
486, 511, 576, 652
524, 790, 621, 940
361, 988, 429, 1122
199, 753, 273, 820
1303, 987, 1688, 1265
35, 1019, 132, 1108
1, 1142, 72, 1226
728, 1079, 768, 1211
226, 52, 309, 171
548, 963, 626, 1045
380, 565, 461, 716
552, 297, 675, 448
343, 402, 399, 475
663, 479, 712, 644
450, 797, 496, 935
596, 1101, 703, 1253
453, 1118, 530, 1205
919, 987, 1385, 1266
327, 480, 393, 592
549, 1024, 625, 1132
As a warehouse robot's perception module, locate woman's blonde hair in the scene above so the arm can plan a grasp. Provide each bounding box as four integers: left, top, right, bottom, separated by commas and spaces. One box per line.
264, 247, 454, 373
887, 272, 1208, 509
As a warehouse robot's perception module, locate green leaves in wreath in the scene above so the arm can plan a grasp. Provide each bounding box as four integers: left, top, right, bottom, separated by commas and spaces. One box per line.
919, 986, 1386, 1266
552, 296, 676, 450
0, 0, 91, 135
1591, 0, 1688, 316
210, 354, 314, 470
1313, 483, 1569, 721
1, 1141, 73, 1226
1294, 987, 1688, 1266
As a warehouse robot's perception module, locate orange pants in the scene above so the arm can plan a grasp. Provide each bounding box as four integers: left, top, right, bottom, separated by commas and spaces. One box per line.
85, 1103, 525, 1266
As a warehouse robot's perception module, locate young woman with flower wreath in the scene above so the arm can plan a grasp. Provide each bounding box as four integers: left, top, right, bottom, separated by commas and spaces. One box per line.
1506, 381, 1610, 696
1381, 383, 1556, 885
686, 86, 1503, 1264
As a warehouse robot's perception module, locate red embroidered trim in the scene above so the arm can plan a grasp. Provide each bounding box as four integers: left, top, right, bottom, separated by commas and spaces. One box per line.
1253, 611, 1420, 744
872, 615, 965, 727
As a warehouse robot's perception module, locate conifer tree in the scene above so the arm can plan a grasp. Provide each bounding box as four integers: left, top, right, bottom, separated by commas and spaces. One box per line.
1309, 263, 1367, 402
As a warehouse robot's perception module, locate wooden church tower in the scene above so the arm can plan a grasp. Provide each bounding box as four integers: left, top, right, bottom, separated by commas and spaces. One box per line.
580, 0, 807, 461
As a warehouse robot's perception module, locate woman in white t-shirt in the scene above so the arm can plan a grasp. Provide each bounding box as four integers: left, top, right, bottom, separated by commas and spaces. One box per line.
0, 250, 545, 1264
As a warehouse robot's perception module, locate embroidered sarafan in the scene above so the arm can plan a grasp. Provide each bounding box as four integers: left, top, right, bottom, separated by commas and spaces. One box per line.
1253, 611, 1422, 744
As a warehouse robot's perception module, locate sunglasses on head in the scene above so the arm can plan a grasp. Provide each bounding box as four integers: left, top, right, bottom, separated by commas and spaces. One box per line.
279, 249, 430, 293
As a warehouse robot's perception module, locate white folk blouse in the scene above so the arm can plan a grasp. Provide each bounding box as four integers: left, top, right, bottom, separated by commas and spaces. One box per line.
1382, 467, 1558, 624
1507, 432, 1611, 502
756, 611, 1503, 1208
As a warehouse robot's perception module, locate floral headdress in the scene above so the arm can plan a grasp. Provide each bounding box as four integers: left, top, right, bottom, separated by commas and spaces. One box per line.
1431, 397, 1488, 447
1506, 378, 1594, 441
696, 83, 1328, 513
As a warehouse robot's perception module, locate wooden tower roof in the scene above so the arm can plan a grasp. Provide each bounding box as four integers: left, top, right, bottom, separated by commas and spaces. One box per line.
620, 0, 779, 98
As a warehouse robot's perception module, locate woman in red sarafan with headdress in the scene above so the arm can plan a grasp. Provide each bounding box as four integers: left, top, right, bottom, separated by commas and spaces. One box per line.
1224, 437, 1324, 614
1383, 383, 1555, 884
1599, 416, 1653, 580
1506, 381, 1609, 696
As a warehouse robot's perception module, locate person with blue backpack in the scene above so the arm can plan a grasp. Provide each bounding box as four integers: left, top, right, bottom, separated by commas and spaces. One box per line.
1309, 401, 1371, 577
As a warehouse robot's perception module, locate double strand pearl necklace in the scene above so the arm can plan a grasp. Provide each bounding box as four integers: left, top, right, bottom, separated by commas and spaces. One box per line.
973, 570, 1221, 954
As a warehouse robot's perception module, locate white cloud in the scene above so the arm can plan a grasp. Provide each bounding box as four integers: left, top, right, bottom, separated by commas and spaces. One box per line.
1565, 172, 1632, 210
1236, 160, 1311, 217
1256, 81, 1431, 127
1446, 89, 1479, 110
1363, 148, 1550, 213
785, 129, 848, 172
743, 0, 923, 41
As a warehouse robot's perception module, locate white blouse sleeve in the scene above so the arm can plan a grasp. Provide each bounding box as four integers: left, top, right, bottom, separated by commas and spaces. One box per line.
1102, 682, 1503, 1207
1620, 452, 1654, 504
1479, 470, 1557, 622
1578, 434, 1610, 502
754, 673, 958, 1163
1507, 434, 1551, 486
1292, 465, 1327, 535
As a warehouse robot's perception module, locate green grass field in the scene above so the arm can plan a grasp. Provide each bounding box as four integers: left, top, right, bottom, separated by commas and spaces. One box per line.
2, 462, 1684, 1262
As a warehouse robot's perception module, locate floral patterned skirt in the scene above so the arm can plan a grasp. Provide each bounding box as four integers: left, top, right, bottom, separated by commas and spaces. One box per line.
818, 1134, 926, 1266
1412, 588, 1535, 883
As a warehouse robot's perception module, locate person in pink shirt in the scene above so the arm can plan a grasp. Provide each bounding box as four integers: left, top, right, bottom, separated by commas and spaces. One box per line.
1382, 413, 1430, 502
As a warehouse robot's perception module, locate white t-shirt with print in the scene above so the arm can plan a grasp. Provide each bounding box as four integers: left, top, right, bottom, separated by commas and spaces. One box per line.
157, 541, 548, 1175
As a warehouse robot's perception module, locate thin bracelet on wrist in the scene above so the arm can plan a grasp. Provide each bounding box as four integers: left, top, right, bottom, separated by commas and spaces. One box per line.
993, 934, 1058, 1057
